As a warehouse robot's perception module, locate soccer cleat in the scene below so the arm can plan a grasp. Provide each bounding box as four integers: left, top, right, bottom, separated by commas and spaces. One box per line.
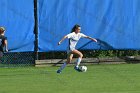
57, 70, 62, 73
74, 66, 82, 72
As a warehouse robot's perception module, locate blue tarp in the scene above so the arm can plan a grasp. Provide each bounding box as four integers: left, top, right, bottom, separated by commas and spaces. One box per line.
0, 0, 34, 52
38, 0, 140, 51
0, 0, 140, 52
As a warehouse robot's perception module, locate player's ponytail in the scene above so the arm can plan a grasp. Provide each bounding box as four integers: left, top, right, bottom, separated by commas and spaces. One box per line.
71, 24, 80, 33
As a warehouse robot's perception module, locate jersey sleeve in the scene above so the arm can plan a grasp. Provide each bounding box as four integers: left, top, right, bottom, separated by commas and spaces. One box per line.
66, 33, 73, 38
80, 33, 87, 38
1, 36, 7, 46
4, 37, 7, 40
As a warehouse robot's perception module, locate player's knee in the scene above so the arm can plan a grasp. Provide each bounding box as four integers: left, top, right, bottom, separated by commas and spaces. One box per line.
79, 53, 83, 58
70, 58, 72, 61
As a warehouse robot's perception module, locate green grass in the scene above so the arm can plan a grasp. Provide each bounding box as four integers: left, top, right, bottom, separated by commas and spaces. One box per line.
0, 64, 140, 93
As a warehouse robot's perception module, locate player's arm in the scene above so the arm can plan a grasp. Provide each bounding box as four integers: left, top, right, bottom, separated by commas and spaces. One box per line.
58, 35, 68, 45
4, 39, 8, 52
85, 36, 97, 42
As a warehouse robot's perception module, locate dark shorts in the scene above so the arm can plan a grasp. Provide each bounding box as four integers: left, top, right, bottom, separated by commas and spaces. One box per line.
0, 51, 3, 57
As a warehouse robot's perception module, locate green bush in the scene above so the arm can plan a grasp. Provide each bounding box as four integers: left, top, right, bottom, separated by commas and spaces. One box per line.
38, 50, 140, 59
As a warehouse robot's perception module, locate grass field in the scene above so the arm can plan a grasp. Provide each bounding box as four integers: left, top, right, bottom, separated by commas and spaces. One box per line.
0, 64, 140, 93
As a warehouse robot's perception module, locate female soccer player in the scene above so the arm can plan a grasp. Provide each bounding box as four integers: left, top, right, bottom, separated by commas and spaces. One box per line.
57, 24, 97, 73
0, 27, 8, 57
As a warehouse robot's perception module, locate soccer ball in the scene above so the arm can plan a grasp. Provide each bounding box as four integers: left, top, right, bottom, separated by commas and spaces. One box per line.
80, 66, 87, 72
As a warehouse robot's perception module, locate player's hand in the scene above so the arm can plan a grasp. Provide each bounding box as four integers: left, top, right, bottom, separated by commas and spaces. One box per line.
95, 39, 97, 42
93, 39, 97, 42
5, 49, 8, 52
58, 42, 61, 45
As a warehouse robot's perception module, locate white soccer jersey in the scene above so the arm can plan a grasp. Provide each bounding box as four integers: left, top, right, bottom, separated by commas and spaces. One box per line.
66, 32, 87, 51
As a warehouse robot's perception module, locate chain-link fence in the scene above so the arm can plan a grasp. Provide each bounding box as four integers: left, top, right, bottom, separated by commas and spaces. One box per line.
0, 52, 35, 67
1, 50, 140, 67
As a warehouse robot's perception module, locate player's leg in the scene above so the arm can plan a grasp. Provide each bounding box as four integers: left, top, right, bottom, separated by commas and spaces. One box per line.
71, 50, 83, 71
0, 51, 3, 58
0, 51, 3, 63
67, 53, 73, 64
57, 53, 73, 73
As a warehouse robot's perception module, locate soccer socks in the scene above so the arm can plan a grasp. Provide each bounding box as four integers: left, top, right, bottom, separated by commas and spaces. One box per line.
76, 57, 82, 67
57, 58, 82, 73
74, 58, 82, 72
59, 62, 67, 71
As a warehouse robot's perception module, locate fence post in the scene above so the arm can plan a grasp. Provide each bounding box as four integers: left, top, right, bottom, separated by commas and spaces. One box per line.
34, 0, 38, 60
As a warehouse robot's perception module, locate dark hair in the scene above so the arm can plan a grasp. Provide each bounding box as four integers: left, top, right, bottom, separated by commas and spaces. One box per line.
0, 27, 5, 32
0, 27, 5, 34
71, 24, 80, 33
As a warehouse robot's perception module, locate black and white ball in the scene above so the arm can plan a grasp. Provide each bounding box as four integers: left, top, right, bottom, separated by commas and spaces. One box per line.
80, 66, 87, 72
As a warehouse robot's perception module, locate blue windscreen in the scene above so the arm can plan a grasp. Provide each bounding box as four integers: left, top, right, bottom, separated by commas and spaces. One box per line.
0, 0, 34, 52
38, 0, 140, 51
